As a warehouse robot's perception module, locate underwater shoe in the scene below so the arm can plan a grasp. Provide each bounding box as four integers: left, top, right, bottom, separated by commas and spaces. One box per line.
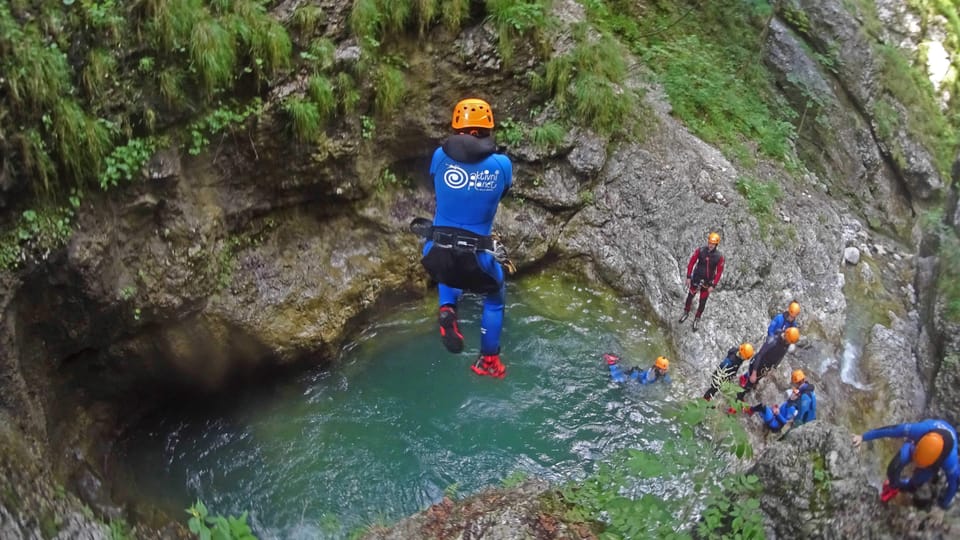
692, 317, 701, 331
678, 312, 689, 323
438, 306, 464, 353
471, 354, 506, 379
880, 479, 900, 503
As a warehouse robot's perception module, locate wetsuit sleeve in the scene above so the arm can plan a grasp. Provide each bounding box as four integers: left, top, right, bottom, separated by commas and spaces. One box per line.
767, 314, 784, 337
662, 373, 672, 384
491, 154, 512, 200
862, 423, 914, 442
713, 255, 724, 287
686, 250, 698, 279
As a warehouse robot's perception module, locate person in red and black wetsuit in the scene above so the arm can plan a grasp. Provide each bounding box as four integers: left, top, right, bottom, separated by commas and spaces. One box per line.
678, 232, 725, 331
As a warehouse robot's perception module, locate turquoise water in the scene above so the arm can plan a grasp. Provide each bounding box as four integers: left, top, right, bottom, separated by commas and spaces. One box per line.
116, 273, 684, 539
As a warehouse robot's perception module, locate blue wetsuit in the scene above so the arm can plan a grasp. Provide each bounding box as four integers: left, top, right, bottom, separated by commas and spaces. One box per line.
862, 419, 960, 509
795, 382, 816, 426
767, 312, 798, 338
609, 363, 671, 384
756, 399, 798, 432
422, 134, 512, 356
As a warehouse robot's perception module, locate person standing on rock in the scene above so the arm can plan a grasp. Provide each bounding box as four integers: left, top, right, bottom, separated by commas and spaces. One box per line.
736, 326, 800, 401
678, 232, 724, 331
767, 301, 800, 343
420, 98, 513, 378
853, 419, 959, 522
703, 342, 754, 401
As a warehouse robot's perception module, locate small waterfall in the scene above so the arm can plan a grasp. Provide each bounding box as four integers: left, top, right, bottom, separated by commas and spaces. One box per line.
840, 340, 871, 390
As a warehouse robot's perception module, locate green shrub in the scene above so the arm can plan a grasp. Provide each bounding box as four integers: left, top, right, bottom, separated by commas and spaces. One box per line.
485, 0, 548, 64
533, 34, 635, 134
307, 75, 337, 122
335, 72, 362, 114
497, 118, 525, 147
530, 122, 566, 148
186, 500, 257, 540
82, 48, 118, 99
292, 4, 325, 36
285, 97, 322, 142
190, 15, 237, 94
375, 64, 407, 115
100, 138, 160, 190
302, 38, 336, 72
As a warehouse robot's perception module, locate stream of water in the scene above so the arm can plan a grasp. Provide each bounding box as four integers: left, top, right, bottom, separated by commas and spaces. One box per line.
115, 272, 691, 539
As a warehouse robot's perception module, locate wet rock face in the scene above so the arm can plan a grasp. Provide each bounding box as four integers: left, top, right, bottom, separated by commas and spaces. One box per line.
0, 415, 112, 540
779, 0, 943, 204
752, 423, 881, 539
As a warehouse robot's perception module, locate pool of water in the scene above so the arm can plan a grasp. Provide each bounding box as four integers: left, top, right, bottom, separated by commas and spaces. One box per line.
114, 272, 684, 539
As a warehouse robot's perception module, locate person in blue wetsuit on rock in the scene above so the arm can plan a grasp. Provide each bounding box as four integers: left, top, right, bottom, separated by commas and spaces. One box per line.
853, 419, 959, 522
790, 369, 816, 426
420, 98, 513, 378
605, 354, 671, 384
767, 301, 800, 343
748, 391, 799, 433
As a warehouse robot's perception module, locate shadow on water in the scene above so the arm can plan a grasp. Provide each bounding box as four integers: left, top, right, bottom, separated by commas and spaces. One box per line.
114, 272, 688, 539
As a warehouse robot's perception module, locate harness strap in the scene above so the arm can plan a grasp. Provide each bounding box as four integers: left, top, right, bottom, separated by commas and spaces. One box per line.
431, 227, 494, 252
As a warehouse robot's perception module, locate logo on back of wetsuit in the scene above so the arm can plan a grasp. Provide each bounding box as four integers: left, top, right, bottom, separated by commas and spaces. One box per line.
443, 165, 500, 191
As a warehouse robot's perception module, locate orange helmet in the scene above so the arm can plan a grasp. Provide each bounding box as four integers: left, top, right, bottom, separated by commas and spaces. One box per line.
738, 343, 754, 360
452, 98, 494, 130
784, 327, 800, 344
654, 356, 669, 371
915, 432, 944, 468
788, 301, 801, 317
708, 232, 721, 245
791, 369, 805, 384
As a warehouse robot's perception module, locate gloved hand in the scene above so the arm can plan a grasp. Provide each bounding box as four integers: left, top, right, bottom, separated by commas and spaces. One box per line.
927, 506, 945, 528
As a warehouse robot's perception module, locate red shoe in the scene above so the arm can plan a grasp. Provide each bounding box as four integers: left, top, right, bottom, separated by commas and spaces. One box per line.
880, 479, 899, 502
438, 306, 464, 353
471, 354, 506, 379
726, 407, 738, 415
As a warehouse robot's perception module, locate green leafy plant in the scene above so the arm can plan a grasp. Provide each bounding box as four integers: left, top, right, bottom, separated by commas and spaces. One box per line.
99, 137, 159, 189
187, 99, 263, 155
186, 500, 257, 540
497, 118, 525, 147
360, 115, 376, 140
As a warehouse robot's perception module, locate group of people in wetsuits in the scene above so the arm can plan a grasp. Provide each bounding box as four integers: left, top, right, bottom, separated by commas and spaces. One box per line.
414, 97, 959, 521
